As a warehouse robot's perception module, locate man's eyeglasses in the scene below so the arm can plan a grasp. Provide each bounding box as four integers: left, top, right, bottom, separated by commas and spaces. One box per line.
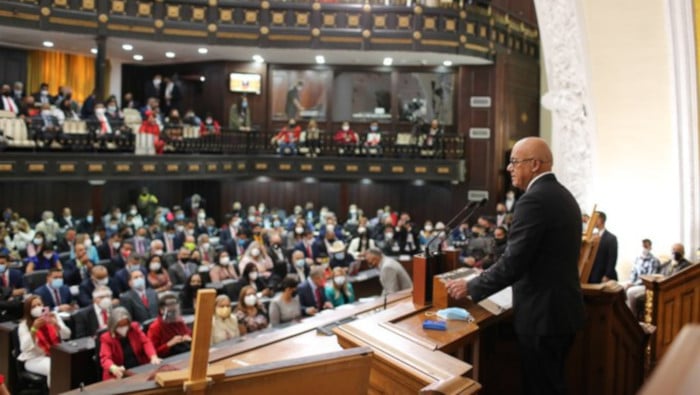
509, 158, 535, 166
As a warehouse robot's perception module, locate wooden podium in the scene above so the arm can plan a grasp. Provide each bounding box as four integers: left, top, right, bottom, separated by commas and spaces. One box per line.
412, 248, 460, 306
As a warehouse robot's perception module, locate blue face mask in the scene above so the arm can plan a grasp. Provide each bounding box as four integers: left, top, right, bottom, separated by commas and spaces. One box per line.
175, 213, 185, 221
50, 278, 64, 289
238, 239, 246, 246
436, 307, 472, 321
334, 252, 345, 260
132, 277, 145, 291
295, 259, 306, 268
0, 264, 6, 274
370, 126, 378, 132
86, 215, 93, 223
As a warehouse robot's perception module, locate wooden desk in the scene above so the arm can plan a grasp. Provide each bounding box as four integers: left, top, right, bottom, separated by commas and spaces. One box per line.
0, 322, 17, 393
348, 268, 382, 298
50, 336, 98, 395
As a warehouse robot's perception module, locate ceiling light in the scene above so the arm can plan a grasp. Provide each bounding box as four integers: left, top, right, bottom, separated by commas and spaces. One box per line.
198, 47, 208, 54
90, 48, 98, 54
122, 44, 133, 51
443, 60, 453, 67
315, 55, 325, 64
165, 51, 175, 59
42, 41, 54, 48
383, 57, 393, 66
199, 76, 206, 82
252, 54, 264, 63
133, 54, 143, 61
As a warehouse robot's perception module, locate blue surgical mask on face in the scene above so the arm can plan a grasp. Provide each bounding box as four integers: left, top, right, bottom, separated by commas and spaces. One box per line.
334, 252, 345, 260
0, 264, 6, 274
86, 215, 93, 223
51, 278, 64, 289
132, 277, 145, 291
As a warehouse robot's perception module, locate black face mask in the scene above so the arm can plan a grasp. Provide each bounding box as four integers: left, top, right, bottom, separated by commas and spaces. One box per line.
471, 232, 481, 238
494, 238, 506, 246
2, 91, 9, 97
291, 290, 298, 297
673, 252, 683, 261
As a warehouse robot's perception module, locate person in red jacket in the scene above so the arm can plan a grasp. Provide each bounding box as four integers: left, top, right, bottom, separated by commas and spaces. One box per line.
99, 307, 160, 380
147, 293, 192, 358
333, 121, 358, 155
199, 113, 221, 136
271, 119, 301, 155
138, 110, 165, 154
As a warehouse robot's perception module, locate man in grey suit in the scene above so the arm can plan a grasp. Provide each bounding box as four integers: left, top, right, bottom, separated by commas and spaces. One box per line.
119, 270, 159, 323
365, 248, 412, 296
447, 137, 585, 395
168, 248, 198, 286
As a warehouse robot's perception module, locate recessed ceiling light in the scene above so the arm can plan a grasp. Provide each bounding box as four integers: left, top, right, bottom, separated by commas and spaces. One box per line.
165, 51, 175, 59
198, 47, 208, 54
315, 55, 325, 64
199, 76, 206, 82
133, 54, 143, 61
383, 57, 393, 66
252, 54, 264, 63
122, 44, 133, 51
90, 48, 98, 54
443, 60, 453, 66
42, 41, 54, 48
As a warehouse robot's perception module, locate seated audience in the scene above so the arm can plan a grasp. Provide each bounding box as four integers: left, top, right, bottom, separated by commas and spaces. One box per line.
34, 103, 62, 147
378, 226, 401, 256
365, 248, 412, 295
0, 252, 25, 321
348, 225, 376, 261
290, 250, 309, 283
147, 293, 192, 358
100, 307, 160, 380
421, 118, 443, 157
18, 295, 71, 387
211, 294, 240, 345
298, 266, 333, 316
364, 121, 383, 155
180, 273, 203, 315
238, 241, 273, 279
301, 119, 321, 157
78, 264, 120, 308
114, 254, 147, 294
234, 285, 269, 335
333, 121, 358, 155
269, 275, 301, 326
209, 251, 238, 283
199, 113, 221, 136
325, 267, 355, 307
271, 119, 301, 155
63, 242, 91, 287
146, 255, 172, 293
119, 270, 159, 323
328, 240, 354, 269
35, 267, 75, 312
26, 244, 62, 273
231, 263, 272, 301
12, 218, 34, 254
660, 243, 691, 277
138, 110, 165, 155
74, 285, 113, 338
168, 248, 198, 286
624, 239, 661, 313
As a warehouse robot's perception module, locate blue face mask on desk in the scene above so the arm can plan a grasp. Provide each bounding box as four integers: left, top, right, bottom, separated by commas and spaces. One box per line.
436, 307, 472, 321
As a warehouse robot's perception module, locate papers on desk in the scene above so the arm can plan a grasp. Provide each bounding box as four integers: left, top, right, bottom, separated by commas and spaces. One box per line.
478, 287, 513, 316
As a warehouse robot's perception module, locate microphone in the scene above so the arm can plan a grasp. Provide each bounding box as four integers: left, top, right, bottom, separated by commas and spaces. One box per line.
424, 200, 478, 256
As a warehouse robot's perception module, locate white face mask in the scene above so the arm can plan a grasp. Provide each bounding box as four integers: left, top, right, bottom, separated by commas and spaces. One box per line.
84, 239, 92, 247
342, 125, 349, 131
250, 248, 260, 257
249, 272, 258, 281
202, 243, 210, 250
295, 226, 304, 234
116, 325, 129, 337
98, 298, 112, 310
244, 294, 257, 307
219, 257, 230, 265
154, 249, 163, 256
31, 306, 43, 318
334, 276, 346, 286
149, 262, 161, 272
96, 278, 109, 286
33, 238, 43, 245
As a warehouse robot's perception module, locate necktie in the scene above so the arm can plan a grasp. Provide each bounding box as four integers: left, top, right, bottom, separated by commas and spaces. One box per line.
141, 292, 149, 307
1, 273, 6, 287
53, 288, 61, 306
101, 309, 108, 328
4, 97, 16, 113
314, 286, 322, 309
166, 237, 173, 252
306, 243, 312, 258
100, 119, 108, 134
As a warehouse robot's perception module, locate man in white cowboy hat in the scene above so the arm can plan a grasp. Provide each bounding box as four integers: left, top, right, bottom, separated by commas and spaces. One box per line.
328, 240, 354, 269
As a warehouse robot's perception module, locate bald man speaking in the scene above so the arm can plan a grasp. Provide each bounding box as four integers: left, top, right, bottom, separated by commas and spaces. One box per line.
447, 137, 584, 395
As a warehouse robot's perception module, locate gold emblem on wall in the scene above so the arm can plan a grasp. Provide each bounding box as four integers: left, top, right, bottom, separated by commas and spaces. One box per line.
207, 24, 217, 32
445, 19, 456, 32
322, 13, 336, 27
81, 0, 95, 11
138, 2, 152, 17
362, 29, 371, 38
271, 11, 285, 26
166, 5, 180, 20
423, 16, 436, 31
111, 0, 125, 13
260, 26, 269, 35
397, 15, 411, 29
98, 14, 108, 23
520, 112, 528, 124
373, 15, 386, 29
41, 7, 51, 16
53, 0, 67, 7
260, 1, 270, 10
220, 9, 232, 22
192, 7, 205, 21
244, 10, 258, 25
311, 28, 320, 37
296, 12, 309, 27
208, 0, 217, 6
413, 31, 421, 40
0, 163, 13, 172
312, 2, 321, 11
347, 14, 360, 28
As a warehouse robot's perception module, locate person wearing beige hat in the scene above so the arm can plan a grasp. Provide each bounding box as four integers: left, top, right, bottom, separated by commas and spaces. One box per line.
328, 240, 354, 269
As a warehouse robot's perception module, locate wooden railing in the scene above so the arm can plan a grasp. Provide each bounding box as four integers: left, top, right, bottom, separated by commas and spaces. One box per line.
642, 263, 700, 369
638, 324, 700, 395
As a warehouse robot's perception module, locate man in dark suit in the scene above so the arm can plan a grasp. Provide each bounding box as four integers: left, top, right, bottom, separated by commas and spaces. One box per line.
0, 84, 20, 114
297, 266, 333, 316
114, 254, 148, 294
35, 267, 76, 312
119, 270, 159, 323
77, 265, 120, 307
167, 248, 198, 287
73, 285, 113, 338
0, 253, 25, 321
447, 137, 585, 395
588, 211, 618, 283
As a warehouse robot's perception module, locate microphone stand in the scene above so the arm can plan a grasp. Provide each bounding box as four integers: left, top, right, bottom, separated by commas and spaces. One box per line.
425, 199, 488, 256
423, 201, 475, 257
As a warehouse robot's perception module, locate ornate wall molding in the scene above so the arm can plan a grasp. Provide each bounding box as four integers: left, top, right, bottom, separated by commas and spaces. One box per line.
534, 0, 594, 210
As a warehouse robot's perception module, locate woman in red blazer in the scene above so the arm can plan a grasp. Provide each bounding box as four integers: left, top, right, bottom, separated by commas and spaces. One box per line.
147, 293, 192, 358
99, 307, 161, 380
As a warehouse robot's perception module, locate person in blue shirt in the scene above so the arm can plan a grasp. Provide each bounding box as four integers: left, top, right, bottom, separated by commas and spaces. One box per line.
324, 267, 355, 307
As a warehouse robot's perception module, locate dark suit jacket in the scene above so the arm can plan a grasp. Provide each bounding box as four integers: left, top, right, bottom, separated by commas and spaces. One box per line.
119, 288, 159, 323
114, 267, 148, 294
62, 259, 84, 287
78, 277, 120, 307
1, 268, 24, 290
35, 284, 73, 309
588, 230, 618, 283
0, 96, 20, 112
297, 279, 328, 316
467, 174, 585, 336
168, 261, 198, 286
73, 305, 100, 338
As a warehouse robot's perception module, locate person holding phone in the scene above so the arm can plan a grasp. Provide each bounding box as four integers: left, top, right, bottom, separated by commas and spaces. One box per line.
147, 293, 192, 358
17, 295, 71, 387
